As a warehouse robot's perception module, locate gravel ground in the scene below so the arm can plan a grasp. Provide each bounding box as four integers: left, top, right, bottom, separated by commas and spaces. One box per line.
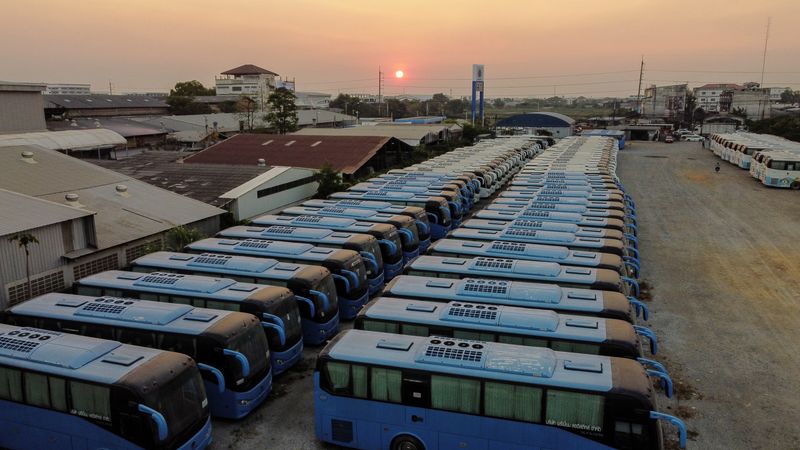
617, 141, 800, 450
212, 139, 800, 449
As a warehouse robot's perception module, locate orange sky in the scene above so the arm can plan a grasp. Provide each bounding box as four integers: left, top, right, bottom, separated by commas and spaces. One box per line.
2, 0, 799, 97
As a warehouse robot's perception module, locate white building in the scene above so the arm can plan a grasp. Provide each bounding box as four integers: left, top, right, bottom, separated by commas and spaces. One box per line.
45, 83, 91, 95
769, 87, 791, 102
215, 64, 283, 110
693, 83, 742, 113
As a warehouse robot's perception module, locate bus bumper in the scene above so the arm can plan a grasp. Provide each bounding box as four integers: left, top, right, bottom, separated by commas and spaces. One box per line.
418, 237, 431, 253
303, 311, 340, 345
206, 369, 272, 419
339, 291, 370, 320
383, 260, 403, 283
177, 417, 213, 450
272, 338, 304, 375
402, 248, 420, 265
368, 271, 386, 295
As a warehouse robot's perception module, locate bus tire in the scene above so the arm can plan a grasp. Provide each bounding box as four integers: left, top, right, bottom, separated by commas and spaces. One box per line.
791, 181, 800, 190
391, 435, 425, 450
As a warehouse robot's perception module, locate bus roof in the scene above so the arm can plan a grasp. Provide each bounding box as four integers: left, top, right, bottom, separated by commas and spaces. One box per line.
0, 323, 164, 384
323, 330, 614, 392
187, 238, 353, 261
76, 270, 269, 301
133, 251, 325, 280
219, 224, 370, 243
9, 293, 236, 335
361, 297, 608, 342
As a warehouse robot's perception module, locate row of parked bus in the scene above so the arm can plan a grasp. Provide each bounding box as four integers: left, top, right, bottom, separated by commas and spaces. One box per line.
708, 132, 800, 188
314, 135, 688, 450
0, 137, 541, 449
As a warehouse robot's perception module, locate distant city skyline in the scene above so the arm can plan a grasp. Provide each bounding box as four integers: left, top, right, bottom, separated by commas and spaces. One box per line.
2, 0, 800, 98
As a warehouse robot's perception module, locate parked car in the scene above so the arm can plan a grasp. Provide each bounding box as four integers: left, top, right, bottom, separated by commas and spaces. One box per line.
665, 135, 675, 143
681, 134, 703, 142
675, 129, 691, 135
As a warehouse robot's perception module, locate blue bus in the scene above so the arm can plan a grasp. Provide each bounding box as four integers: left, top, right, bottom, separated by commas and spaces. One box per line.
263, 210, 417, 267
405, 256, 638, 298
350, 181, 473, 212
0, 324, 212, 450
510, 178, 623, 191
300, 199, 432, 251
505, 186, 626, 203
382, 276, 647, 322
427, 239, 637, 278
216, 225, 386, 292
385, 170, 484, 197
486, 201, 632, 224
185, 238, 368, 320
73, 271, 309, 367
342, 188, 466, 224
497, 192, 631, 213
329, 191, 454, 240
461, 217, 627, 241
4, 293, 272, 419
314, 330, 686, 450
473, 208, 629, 234
372, 174, 478, 203
278, 206, 422, 264
355, 297, 657, 357
131, 251, 337, 347
447, 228, 640, 268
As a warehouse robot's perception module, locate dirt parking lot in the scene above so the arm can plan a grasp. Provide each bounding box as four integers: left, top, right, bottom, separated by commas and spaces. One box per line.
618, 141, 800, 449
212, 140, 800, 450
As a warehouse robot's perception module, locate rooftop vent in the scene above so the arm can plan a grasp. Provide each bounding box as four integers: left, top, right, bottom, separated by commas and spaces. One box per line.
20, 151, 37, 164
257, 158, 266, 166
64, 193, 84, 208
115, 184, 130, 197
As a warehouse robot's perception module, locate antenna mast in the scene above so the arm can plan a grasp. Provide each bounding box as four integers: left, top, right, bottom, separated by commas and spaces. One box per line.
635, 57, 644, 123
760, 17, 771, 87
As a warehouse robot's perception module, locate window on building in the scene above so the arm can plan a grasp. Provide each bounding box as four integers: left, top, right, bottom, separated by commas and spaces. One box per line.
256, 175, 318, 198
232, 87, 242, 92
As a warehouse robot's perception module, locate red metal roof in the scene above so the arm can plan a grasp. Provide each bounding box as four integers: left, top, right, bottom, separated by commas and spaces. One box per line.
220, 64, 278, 76
183, 134, 392, 175
694, 83, 743, 91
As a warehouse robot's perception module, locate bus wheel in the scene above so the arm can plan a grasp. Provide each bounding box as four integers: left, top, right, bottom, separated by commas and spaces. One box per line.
791, 181, 800, 190
391, 435, 425, 450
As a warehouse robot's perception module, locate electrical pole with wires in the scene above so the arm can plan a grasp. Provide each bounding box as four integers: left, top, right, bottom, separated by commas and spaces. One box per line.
635, 57, 644, 123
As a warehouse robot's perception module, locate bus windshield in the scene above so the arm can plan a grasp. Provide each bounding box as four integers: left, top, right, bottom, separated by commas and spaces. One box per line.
144, 367, 207, 443
228, 324, 270, 380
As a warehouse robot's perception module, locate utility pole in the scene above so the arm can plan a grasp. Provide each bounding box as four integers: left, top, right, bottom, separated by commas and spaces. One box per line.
108, 81, 113, 95
635, 57, 644, 123
378, 66, 384, 117
760, 17, 771, 120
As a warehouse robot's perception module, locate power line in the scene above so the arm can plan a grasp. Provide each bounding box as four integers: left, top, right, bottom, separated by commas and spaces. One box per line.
648, 69, 800, 74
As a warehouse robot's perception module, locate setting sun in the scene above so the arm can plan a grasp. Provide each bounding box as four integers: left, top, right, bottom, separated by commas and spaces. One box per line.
395, 70, 404, 79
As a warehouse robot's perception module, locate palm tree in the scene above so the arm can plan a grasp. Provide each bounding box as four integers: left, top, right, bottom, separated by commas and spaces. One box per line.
9, 232, 39, 300
165, 226, 205, 251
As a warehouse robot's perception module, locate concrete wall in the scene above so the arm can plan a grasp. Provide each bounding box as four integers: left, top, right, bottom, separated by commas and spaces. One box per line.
0, 91, 46, 134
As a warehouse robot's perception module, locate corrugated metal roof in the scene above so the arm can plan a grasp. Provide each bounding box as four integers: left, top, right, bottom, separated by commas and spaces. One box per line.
46, 118, 167, 138
91, 151, 274, 206
183, 134, 395, 175
495, 112, 576, 128
0, 188, 93, 236
0, 145, 223, 249
293, 124, 453, 142
44, 94, 168, 109
0, 129, 126, 151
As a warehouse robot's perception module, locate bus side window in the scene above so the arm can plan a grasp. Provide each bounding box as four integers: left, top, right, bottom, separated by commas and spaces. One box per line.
49, 376, 68, 412
119, 328, 156, 348
139, 292, 158, 301
0, 367, 23, 402
431, 375, 480, 414
69, 381, 112, 422
207, 300, 238, 312
172, 296, 192, 305
551, 341, 600, 355
362, 319, 399, 334
24, 372, 51, 408
484, 381, 542, 423
453, 330, 495, 342
76, 286, 102, 297
545, 390, 604, 431
370, 367, 401, 403
324, 362, 352, 395
401, 324, 429, 337
105, 289, 123, 297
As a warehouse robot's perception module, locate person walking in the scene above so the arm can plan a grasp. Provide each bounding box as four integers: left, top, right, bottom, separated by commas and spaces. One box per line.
715, 162, 720, 174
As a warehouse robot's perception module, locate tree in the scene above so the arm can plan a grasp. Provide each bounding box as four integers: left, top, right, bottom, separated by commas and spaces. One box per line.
264, 88, 298, 134
9, 233, 39, 301
236, 96, 259, 131
166, 80, 214, 115
731, 107, 748, 119
444, 99, 466, 117
780, 89, 799, 104
314, 163, 348, 198
164, 226, 205, 252
170, 80, 215, 97
492, 98, 505, 109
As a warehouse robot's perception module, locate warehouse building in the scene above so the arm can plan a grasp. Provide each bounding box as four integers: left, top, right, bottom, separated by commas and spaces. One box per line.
0, 81, 47, 134
44, 94, 169, 118
184, 133, 413, 179
293, 123, 461, 146
495, 112, 576, 137
0, 144, 224, 308
92, 151, 318, 221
